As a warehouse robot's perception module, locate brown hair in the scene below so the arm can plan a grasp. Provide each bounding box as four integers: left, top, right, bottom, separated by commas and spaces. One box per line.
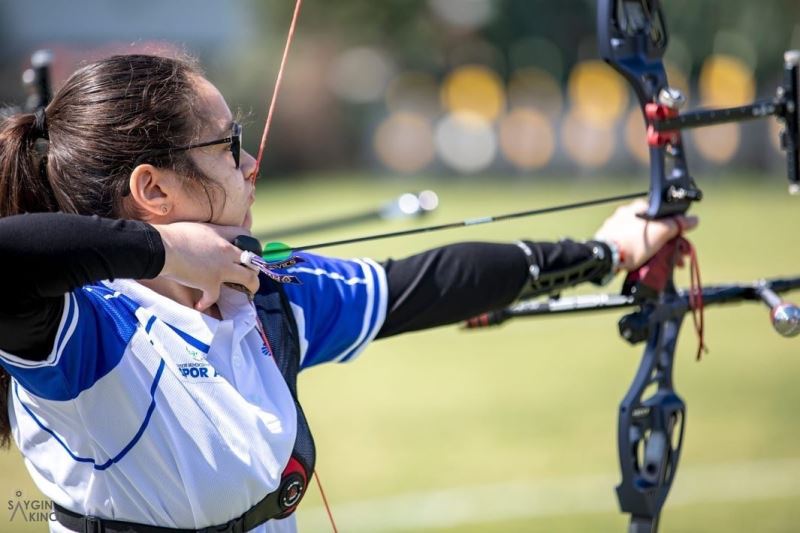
0, 54, 219, 447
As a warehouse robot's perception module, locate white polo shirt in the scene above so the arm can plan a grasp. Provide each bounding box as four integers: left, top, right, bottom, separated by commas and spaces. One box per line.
1, 254, 387, 532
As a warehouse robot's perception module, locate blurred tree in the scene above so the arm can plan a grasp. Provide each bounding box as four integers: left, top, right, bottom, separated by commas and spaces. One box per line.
257, 0, 800, 82
259, 0, 439, 68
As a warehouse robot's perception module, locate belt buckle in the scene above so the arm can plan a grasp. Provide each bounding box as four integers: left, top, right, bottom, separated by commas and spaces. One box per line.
83, 515, 102, 533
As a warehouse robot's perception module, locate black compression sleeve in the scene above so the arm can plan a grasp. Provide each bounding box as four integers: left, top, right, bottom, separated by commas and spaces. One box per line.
0, 213, 164, 298
0, 213, 165, 359
377, 239, 611, 338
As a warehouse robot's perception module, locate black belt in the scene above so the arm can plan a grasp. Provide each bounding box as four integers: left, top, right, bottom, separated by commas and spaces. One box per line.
53, 458, 308, 533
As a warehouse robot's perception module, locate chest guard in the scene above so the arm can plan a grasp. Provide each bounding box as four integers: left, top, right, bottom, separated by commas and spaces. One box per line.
252, 276, 316, 518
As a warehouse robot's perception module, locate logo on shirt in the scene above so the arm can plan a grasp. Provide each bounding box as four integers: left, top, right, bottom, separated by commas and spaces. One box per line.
172, 345, 224, 383
176, 361, 220, 381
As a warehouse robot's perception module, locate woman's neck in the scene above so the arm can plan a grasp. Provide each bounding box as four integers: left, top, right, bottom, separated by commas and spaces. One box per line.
138, 278, 222, 320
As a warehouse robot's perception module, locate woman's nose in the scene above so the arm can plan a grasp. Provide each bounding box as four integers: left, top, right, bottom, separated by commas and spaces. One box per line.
241, 149, 258, 183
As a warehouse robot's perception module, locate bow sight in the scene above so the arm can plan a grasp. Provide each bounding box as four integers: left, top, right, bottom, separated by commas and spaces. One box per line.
647, 51, 800, 193
600, 0, 799, 218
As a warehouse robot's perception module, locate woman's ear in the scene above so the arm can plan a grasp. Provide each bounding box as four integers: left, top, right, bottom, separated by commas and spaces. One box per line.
126, 164, 176, 220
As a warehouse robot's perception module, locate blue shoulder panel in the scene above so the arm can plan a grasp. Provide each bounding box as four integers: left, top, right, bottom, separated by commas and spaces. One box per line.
0, 285, 138, 401
279, 254, 386, 369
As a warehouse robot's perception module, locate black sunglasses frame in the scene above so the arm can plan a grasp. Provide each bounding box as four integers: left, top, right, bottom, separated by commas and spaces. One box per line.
133, 122, 242, 169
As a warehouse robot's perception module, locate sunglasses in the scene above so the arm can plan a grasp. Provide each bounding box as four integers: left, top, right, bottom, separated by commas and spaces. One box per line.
132, 121, 242, 169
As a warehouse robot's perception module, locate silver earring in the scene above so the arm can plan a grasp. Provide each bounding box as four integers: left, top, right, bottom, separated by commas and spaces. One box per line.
161, 205, 168, 215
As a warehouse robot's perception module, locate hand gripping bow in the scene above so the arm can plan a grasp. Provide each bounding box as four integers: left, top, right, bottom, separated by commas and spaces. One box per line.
598, 2, 798, 531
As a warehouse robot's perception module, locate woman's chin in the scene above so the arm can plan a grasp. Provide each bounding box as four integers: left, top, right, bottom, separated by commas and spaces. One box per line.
242, 210, 252, 231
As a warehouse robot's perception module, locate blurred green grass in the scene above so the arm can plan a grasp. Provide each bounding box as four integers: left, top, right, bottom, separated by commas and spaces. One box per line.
2, 174, 799, 532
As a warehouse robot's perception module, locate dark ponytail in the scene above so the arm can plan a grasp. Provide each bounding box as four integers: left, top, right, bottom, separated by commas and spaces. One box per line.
0, 54, 214, 448
0, 111, 58, 216
0, 111, 58, 448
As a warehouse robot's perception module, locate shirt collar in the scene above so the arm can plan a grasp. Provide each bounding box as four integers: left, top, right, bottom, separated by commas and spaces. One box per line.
103, 279, 257, 348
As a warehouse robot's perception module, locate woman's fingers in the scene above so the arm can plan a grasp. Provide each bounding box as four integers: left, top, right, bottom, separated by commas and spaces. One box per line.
154, 222, 262, 309
226, 262, 261, 295
594, 201, 700, 272
195, 286, 221, 312
676, 214, 700, 232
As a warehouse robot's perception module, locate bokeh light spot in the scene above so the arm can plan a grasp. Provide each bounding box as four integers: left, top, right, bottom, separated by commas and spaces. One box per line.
699, 54, 755, 108
328, 47, 395, 104
691, 123, 741, 164
568, 60, 628, 126
624, 107, 649, 166
374, 112, 435, 174
498, 108, 555, 170
397, 193, 421, 215
429, 0, 493, 30
561, 110, 616, 168
441, 65, 505, 122
770, 116, 784, 154
418, 190, 440, 211
434, 111, 497, 173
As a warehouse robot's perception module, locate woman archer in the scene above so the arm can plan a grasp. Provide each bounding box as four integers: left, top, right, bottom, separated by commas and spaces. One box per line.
0, 54, 696, 532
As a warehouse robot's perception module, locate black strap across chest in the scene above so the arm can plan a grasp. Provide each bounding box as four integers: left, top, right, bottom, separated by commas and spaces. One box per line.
253, 278, 316, 479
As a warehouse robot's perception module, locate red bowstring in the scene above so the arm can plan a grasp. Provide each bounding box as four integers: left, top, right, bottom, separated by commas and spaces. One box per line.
314, 471, 339, 533
252, 3, 339, 529
677, 236, 708, 360
253, 0, 304, 178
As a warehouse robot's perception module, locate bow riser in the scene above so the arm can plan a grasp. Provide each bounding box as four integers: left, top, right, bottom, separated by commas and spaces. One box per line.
597, 1, 697, 530
598, 0, 701, 220
616, 303, 686, 531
